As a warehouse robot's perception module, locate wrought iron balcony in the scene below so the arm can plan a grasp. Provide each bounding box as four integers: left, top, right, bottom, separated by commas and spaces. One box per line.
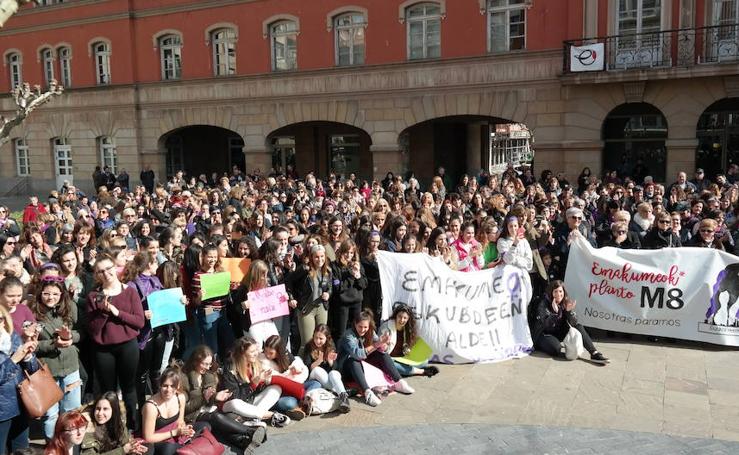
563, 23, 739, 74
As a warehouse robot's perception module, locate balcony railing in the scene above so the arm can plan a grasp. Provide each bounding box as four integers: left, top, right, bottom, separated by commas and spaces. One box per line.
563, 23, 739, 74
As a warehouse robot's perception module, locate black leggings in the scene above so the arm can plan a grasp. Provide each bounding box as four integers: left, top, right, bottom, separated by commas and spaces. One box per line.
535, 323, 596, 357
94, 339, 140, 430
342, 350, 402, 391
137, 330, 169, 410
330, 303, 361, 342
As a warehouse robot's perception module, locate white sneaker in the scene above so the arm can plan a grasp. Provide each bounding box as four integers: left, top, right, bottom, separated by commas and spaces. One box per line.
394, 379, 415, 394
365, 389, 381, 407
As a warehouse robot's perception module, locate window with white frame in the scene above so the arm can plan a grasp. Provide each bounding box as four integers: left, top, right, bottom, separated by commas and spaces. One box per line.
41, 48, 55, 86
7, 52, 22, 89
212, 28, 236, 76
14, 138, 30, 176
488, 0, 526, 53
271, 21, 298, 71
712, 0, 739, 42
159, 34, 182, 80
335, 13, 366, 66
93, 42, 111, 85
58, 47, 71, 87
406, 3, 442, 60
99, 136, 117, 174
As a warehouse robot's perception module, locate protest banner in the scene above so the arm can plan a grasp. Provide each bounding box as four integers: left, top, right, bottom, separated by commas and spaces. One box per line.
248, 283, 290, 324
147, 288, 186, 328
222, 258, 251, 283
200, 272, 231, 300
377, 251, 533, 364
564, 235, 739, 346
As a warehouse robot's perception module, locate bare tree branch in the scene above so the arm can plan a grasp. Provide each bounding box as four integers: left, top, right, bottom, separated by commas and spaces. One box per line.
0, 0, 40, 28
0, 81, 63, 146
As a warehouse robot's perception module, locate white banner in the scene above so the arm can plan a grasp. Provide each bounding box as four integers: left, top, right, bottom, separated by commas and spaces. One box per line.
377, 251, 533, 364
570, 43, 605, 72
564, 236, 739, 346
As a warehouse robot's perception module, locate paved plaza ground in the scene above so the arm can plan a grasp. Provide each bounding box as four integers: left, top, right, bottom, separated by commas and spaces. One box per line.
260, 335, 739, 454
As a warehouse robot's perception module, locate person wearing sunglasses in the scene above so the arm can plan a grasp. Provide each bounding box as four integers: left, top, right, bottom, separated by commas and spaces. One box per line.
552, 206, 595, 272
687, 219, 725, 250
0, 236, 17, 261
0, 207, 19, 239
642, 214, 682, 249
603, 221, 640, 249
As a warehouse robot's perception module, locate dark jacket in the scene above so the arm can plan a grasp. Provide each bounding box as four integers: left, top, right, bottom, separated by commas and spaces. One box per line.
642, 228, 682, 249
286, 267, 333, 312
0, 332, 40, 421
180, 370, 219, 422
219, 363, 267, 404
336, 327, 378, 371
330, 261, 367, 307
531, 297, 578, 344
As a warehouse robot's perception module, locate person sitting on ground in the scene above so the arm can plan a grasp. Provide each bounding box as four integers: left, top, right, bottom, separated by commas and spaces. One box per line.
44, 411, 88, 455
378, 304, 438, 378
81, 392, 147, 455
300, 324, 350, 413
531, 280, 609, 365
336, 310, 415, 407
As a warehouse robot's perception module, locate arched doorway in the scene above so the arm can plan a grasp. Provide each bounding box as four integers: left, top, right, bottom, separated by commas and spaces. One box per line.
400, 115, 533, 188
602, 103, 667, 183
267, 122, 372, 179
696, 98, 739, 179
159, 126, 244, 180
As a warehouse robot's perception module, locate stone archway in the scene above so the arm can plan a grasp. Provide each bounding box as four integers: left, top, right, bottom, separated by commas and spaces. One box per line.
158, 125, 244, 180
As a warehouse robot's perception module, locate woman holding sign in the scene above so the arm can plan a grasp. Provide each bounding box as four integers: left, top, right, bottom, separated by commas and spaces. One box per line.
239, 260, 282, 348
190, 244, 234, 362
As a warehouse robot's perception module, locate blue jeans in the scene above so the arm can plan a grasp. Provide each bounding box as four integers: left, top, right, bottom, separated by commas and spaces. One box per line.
0, 414, 29, 455
44, 370, 82, 439
194, 307, 234, 361
393, 360, 427, 377
273, 380, 321, 412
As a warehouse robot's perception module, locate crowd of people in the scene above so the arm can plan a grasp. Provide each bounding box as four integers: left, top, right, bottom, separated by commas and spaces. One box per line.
1, 161, 737, 455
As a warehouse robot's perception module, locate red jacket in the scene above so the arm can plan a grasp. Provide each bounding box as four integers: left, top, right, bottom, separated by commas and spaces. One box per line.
22, 203, 46, 224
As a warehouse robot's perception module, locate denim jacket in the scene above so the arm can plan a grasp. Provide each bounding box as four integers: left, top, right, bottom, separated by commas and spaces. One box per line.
336, 327, 379, 371
0, 332, 40, 421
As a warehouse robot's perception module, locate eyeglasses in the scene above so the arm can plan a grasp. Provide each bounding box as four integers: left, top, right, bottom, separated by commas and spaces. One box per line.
616, 230, 627, 234
658, 220, 670, 225
96, 265, 115, 275
700, 229, 715, 234
569, 216, 582, 220
64, 427, 85, 434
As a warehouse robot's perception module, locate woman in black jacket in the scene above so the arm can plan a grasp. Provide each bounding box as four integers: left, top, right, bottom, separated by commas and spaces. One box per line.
642, 214, 682, 249
287, 245, 332, 349
357, 228, 382, 326
329, 239, 367, 342
532, 281, 609, 364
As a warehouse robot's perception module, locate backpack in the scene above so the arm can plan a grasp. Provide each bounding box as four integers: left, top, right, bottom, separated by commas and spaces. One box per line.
303, 388, 340, 415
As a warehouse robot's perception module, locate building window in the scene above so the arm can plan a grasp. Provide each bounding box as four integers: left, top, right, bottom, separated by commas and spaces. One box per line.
93, 42, 111, 85
271, 21, 298, 71
696, 98, 739, 178
7, 52, 22, 89
58, 47, 71, 87
488, 0, 526, 53
271, 136, 296, 174
406, 3, 441, 60
329, 135, 361, 177
335, 13, 366, 66
37, 0, 66, 5
14, 139, 30, 176
99, 136, 117, 174
166, 135, 183, 178
53, 137, 74, 183
614, 0, 663, 68
159, 34, 182, 80
707, 0, 739, 62
41, 48, 55, 86
212, 28, 236, 76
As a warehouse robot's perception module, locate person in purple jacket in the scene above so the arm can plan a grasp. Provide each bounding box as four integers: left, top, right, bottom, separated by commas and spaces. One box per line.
87, 254, 145, 431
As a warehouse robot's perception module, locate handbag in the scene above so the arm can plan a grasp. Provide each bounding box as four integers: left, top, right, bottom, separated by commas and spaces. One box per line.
176, 427, 224, 455
563, 325, 585, 361
17, 361, 64, 418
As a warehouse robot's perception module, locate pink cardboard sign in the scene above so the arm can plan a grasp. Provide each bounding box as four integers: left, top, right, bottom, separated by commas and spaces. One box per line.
248, 284, 290, 324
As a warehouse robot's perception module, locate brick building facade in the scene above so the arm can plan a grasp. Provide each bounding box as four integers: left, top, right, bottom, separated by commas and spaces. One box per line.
1, 0, 738, 193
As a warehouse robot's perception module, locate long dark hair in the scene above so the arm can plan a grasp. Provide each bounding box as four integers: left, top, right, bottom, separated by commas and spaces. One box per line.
304, 324, 335, 362
353, 310, 376, 348
390, 304, 418, 349
32, 279, 74, 326
263, 335, 290, 372
184, 345, 215, 375
51, 244, 81, 275
90, 391, 127, 452
546, 280, 568, 302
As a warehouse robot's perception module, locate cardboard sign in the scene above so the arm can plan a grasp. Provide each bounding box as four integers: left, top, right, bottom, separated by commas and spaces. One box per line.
248, 284, 290, 324
147, 288, 186, 328
200, 272, 231, 300
222, 258, 251, 283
